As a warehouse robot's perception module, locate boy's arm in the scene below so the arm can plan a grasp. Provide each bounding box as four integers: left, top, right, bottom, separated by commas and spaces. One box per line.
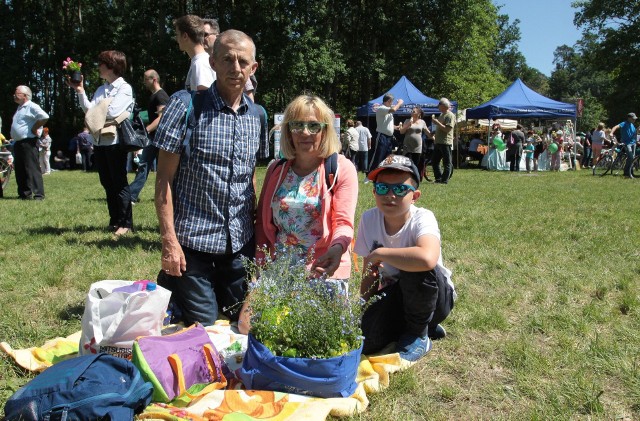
367, 234, 440, 272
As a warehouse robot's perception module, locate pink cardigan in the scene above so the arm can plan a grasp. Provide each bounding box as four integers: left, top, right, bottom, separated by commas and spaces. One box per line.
255, 154, 358, 279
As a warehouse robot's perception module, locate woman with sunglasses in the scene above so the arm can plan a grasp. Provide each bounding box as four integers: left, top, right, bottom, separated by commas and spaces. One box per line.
67, 51, 134, 236
255, 95, 358, 286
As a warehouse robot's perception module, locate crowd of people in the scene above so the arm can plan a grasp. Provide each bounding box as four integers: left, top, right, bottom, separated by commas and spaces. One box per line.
6, 13, 639, 364
2, 16, 456, 362
458, 114, 638, 177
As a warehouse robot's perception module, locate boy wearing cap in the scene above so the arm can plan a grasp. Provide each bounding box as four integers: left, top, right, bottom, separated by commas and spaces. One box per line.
354, 154, 455, 361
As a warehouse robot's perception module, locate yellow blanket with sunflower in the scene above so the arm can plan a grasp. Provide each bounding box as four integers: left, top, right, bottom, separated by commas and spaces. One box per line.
2, 321, 413, 421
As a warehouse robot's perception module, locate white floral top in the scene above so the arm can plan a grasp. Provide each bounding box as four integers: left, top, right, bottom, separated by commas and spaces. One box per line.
271, 168, 322, 257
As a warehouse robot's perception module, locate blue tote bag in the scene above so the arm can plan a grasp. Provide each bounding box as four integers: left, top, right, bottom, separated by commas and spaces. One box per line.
238, 334, 362, 399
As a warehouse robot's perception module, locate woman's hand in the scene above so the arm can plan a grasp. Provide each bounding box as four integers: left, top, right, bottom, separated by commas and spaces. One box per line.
312, 244, 343, 277
64, 74, 85, 94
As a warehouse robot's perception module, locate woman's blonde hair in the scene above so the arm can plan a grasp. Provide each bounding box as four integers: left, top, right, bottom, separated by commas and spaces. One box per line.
279, 95, 340, 160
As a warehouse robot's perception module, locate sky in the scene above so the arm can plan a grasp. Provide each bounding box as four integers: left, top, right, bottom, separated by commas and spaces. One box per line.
494, 0, 583, 76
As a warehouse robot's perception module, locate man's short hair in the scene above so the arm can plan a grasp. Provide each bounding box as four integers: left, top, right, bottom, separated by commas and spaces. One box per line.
213, 29, 256, 62
98, 50, 127, 77
17, 85, 32, 100
382, 94, 394, 104
202, 18, 220, 35
145, 69, 160, 84
174, 15, 205, 45
439, 97, 451, 108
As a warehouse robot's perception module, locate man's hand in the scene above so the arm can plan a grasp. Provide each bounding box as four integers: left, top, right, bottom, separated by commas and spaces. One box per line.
161, 237, 186, 276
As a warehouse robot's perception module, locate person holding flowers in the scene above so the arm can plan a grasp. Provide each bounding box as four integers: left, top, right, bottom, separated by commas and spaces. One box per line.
66, 50, 134, 236
354, 155, 455, 361
239, 95, 358, 333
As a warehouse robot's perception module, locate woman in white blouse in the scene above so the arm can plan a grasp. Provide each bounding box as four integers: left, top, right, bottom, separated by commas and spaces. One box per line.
68, 50, 134, 236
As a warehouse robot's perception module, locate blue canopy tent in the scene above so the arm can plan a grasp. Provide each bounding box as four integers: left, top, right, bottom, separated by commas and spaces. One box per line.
466, 79, 578, 170
465, 78, 576, 120
357, 76, 457, 117
356, 76, 460, 172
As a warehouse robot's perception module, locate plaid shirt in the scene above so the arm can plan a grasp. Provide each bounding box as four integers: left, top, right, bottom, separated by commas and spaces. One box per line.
153, 84, 261, 254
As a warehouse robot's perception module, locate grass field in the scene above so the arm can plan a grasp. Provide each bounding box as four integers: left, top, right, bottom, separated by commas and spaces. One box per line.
1, 166, 639, 420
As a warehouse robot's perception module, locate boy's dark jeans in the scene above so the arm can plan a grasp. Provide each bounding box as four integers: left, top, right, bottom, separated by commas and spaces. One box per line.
361, 266, 454, 355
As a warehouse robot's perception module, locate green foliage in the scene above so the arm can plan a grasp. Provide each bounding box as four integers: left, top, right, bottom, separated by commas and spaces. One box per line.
244, 247, 367, 358
572, 0, 639, 124
0, 0, 544, 141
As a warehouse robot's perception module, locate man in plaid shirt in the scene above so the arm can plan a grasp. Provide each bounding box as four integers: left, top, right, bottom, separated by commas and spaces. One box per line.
153, 30, 260, 325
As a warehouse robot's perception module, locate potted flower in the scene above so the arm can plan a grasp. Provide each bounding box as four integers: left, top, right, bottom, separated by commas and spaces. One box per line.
62, 57, 83, 83
237, 248, 375, 398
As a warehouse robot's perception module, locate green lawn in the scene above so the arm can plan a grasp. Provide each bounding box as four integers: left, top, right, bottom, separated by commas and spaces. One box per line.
1, 166, 639, 420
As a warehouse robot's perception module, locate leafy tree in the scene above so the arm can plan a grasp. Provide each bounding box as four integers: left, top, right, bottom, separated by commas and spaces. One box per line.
573, 0, 640, 123
0, 0, 545, 142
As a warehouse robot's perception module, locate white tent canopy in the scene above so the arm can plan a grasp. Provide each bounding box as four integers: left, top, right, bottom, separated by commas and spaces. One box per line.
475, 118, 517, 129
457, 109, 517, 132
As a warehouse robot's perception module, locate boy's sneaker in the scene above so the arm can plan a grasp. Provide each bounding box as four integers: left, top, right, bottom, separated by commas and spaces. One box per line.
396, 333, 432, 362
428, 324, 447, 340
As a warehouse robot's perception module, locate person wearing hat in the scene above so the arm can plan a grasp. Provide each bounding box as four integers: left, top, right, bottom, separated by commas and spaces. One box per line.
610, 112, 638, 178
354, 154, 455, 361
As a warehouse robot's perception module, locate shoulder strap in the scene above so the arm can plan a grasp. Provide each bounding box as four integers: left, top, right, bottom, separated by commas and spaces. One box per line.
324, 152, 339, 194
176, 90, 205, 158
270, 153, 338, 193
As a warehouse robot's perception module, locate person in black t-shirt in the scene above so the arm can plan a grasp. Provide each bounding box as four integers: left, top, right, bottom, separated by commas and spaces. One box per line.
130, 69, 170, 203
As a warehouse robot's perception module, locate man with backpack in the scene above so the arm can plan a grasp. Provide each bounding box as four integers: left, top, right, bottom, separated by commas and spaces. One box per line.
153, 30, 261, 326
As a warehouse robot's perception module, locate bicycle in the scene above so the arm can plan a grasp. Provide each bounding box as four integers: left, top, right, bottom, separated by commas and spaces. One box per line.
592, 146, 615, 176
592, 144, 636, 177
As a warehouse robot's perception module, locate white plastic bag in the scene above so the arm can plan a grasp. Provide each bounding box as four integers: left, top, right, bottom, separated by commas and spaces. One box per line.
79, 280, 171, 358
75, 152, 82, 165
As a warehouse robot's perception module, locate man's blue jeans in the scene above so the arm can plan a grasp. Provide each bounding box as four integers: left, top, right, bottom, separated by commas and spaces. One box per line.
129, 144, 158, 202
157, 237, 255, 326
624, 143, 636, 177
368, 133, 393, 173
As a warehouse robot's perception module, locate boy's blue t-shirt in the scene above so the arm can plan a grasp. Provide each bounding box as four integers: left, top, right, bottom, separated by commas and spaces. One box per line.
525, 144, 535, 158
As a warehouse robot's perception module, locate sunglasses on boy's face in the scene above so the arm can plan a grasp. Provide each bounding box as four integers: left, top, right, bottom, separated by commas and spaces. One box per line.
288, 121, 327, 134
374, 182, 416, 197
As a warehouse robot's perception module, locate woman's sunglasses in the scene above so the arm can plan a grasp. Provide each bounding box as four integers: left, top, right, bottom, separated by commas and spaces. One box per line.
374, 182, 416, 197
288, 121, 327, 134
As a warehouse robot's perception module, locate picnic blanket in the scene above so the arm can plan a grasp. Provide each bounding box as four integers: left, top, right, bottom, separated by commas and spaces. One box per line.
2, 321, 413, 420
